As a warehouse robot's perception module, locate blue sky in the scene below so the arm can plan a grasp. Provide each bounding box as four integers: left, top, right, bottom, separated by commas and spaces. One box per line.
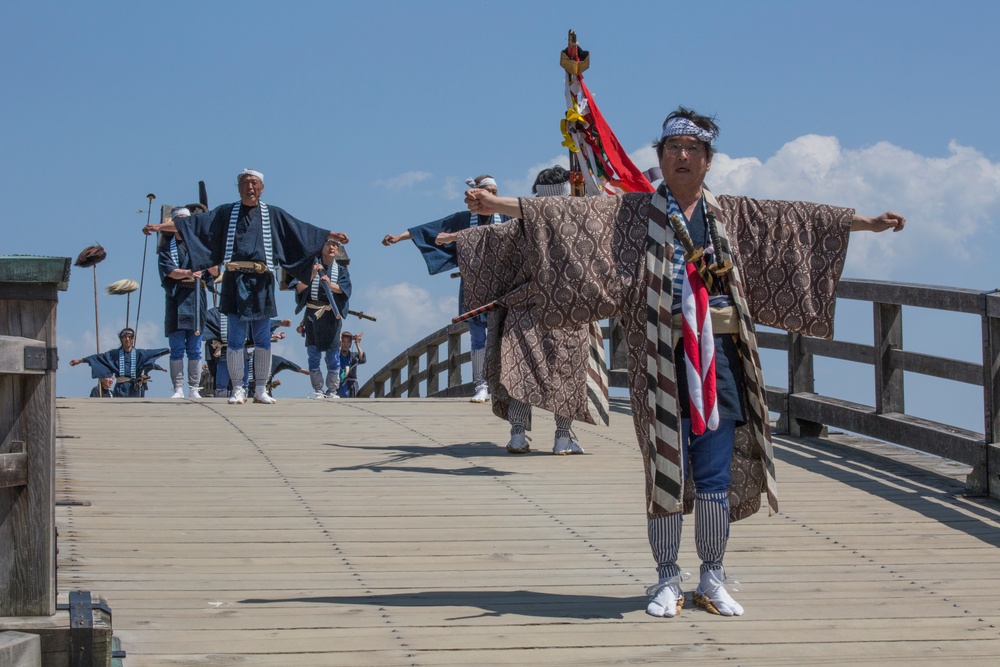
4, 1, 1000, 433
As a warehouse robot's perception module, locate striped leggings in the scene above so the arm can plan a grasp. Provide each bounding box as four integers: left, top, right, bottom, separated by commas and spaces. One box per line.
507, 398, 572, 437
647, 491, 730, 579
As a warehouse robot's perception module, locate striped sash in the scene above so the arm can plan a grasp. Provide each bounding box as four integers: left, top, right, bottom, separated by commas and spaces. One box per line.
585, 321, 610, 426
644, 187, 779, 516
645, 186, 684, 513
118, 348, 137, 379
310, 261, 339, 301
224, 202, 274, 270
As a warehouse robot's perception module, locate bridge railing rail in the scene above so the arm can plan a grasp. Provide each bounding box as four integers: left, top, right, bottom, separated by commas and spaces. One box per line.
760, 278, 1000, 496
359, 278, 1000, 498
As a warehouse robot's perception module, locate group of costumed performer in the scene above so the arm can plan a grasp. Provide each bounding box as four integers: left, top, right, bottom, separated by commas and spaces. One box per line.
143, 168, 350, 405
458, 107, 905, 618
291, 237, 352, 398
382, 175, 511, 403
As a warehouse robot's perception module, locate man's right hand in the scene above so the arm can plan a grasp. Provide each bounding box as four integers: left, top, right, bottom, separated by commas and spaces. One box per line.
382, 233, 399, 246
465, 189, 520, 217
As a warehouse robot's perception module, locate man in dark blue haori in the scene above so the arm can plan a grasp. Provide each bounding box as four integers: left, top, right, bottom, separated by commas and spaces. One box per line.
145, 168, 349, 405
292, 237, 352, 398
381, 174, 509, 403
70, 328, 168, 398
157, 206, 218, 399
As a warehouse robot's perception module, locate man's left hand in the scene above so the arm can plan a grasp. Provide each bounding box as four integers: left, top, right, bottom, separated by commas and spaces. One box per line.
329, 231, 350, 244
435, 232, 459, 246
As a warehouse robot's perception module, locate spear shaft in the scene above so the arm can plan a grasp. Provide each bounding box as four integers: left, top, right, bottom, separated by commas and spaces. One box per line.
134, 193, 156, 340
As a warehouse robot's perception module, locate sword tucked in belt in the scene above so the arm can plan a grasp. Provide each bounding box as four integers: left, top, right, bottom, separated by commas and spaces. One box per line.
224, 261, 269, 274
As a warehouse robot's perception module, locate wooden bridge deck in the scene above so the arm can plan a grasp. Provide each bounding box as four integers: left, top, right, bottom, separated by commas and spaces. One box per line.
53, 397, 1000, 666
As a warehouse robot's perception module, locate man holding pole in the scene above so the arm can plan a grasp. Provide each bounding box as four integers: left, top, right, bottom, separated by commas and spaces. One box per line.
292, 237, 351, 398
144, 169, 349, 405
459, 107, 904, 618
157, 206, 217, 399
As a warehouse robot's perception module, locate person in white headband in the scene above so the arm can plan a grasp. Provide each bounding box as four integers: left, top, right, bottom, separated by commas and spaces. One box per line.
238, 168, 264, 184
157, 204, 216, 399
381, 174, 509, 404
501, 165, 588, 456
459, 105, 905, 619
142, 168, 350, 406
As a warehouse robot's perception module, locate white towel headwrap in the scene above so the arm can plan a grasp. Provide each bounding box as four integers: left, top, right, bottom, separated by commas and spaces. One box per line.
465, 176, 497, 189
660, 117, 716, 145
238, 168, 264, 183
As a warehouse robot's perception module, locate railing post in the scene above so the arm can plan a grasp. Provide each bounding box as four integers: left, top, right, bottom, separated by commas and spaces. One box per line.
426, 343, 440, 396
447, 330, 463, 389
406, 354, 420, 397
787, 331, 824, 437
874, 301, 905, 414
389, 363, 403, 397
1, 256, 70, 617
980, 290, 1000, 498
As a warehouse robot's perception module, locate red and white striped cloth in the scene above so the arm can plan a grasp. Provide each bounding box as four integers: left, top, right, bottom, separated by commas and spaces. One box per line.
681, 262, 719, 434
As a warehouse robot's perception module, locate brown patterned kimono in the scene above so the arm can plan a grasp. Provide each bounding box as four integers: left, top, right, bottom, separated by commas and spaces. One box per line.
458, 191, 852, 521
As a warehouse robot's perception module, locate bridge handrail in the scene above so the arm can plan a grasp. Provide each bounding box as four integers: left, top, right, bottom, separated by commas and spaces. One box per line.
763, 278, 1000, 496
359, 278, 1000, 497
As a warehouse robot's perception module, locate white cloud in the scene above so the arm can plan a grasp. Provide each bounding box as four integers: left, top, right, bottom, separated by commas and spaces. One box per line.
358, 282, 457, 357
630, 135, 1000, 281
375, 171, 432, 190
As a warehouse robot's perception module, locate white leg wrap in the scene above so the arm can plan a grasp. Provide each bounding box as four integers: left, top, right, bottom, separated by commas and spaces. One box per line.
187, 359, 201, 391
254, 348, 271, 385
310, 370, 324, 393
471, 348, 486, 388
169, 359, 184, 397
226, 348, 244, 386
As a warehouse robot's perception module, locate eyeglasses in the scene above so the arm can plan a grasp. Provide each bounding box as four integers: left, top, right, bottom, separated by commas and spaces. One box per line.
663, 143, 706, 157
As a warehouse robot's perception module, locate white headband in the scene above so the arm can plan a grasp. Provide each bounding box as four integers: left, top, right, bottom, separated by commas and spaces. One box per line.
170, 207, 191, 218
660, 117, 716, 144
466, 177, 497, 189
238, 168, 264, 183
535, 182, 571, 197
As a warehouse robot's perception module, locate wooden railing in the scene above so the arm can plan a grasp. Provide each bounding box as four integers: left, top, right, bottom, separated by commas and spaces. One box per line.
1, 256, 69, 617
760, 278, 1000, 497
358, 322, 471, 398
359, 279, 1000, 498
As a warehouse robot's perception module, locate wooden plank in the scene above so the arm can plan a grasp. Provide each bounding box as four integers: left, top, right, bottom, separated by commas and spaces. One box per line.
48, 398, 1000, 665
